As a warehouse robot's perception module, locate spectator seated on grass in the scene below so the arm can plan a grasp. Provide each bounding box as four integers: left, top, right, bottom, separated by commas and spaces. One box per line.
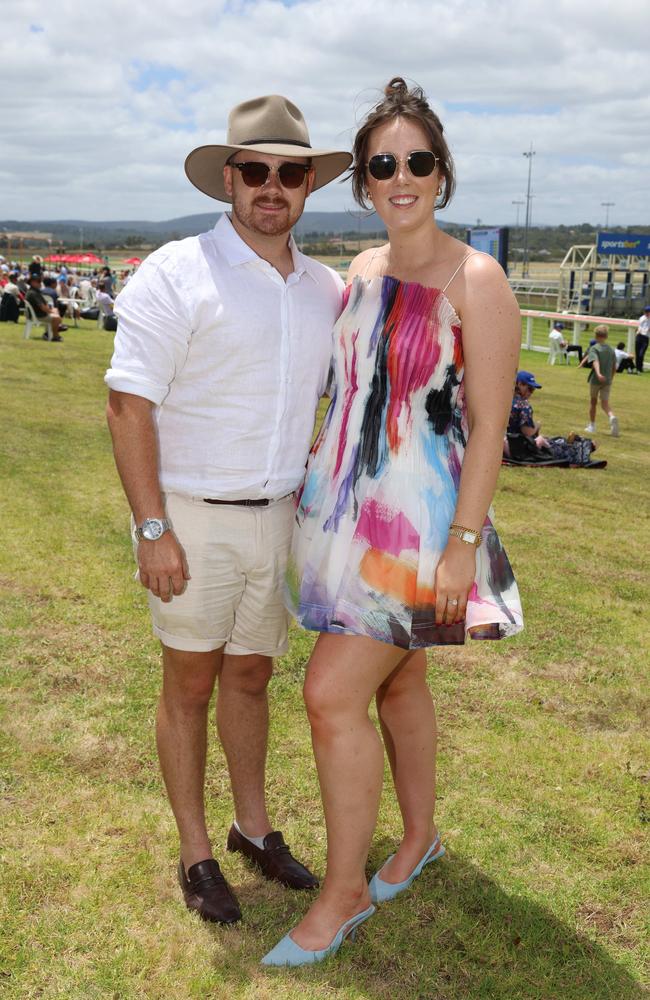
25, 275, 67, 341
614, 341, 636, 374
504, 370, 604, 468
505, 371, 550, 454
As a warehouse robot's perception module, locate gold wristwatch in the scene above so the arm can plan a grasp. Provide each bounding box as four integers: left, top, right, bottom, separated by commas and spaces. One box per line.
448, 523, 482, 547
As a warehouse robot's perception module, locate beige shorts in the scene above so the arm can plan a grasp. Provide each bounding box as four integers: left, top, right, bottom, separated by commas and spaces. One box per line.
132, 492, 294, 655
590, 380, 611, 402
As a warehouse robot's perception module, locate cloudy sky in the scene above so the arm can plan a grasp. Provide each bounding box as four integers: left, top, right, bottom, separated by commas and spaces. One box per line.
3, 0, 649, 227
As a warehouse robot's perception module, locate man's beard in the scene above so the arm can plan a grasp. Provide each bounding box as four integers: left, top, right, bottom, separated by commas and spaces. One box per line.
231, 189, 304, 237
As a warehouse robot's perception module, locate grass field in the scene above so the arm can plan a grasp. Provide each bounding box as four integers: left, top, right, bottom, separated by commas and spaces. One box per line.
1, 316, 648, 1000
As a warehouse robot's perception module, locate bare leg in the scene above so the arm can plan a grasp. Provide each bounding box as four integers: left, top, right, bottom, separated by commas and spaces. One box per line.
375, 649, 438, 882
589, 396, 597, 423
291, 634, 406, 950
156, 644, 222, 870
216, 653, 273, 837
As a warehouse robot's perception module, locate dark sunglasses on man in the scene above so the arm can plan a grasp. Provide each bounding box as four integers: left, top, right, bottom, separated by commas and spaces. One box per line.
230, 160, 312, 189
366, 150, 438, 181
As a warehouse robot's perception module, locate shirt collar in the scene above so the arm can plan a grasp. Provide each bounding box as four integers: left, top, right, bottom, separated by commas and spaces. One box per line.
213, 213, 317, 283
213, 213, 258, 267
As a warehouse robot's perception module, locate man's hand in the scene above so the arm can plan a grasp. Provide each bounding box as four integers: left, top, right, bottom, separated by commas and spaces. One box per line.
138, 533, 190, 602
598, 373, 606, 383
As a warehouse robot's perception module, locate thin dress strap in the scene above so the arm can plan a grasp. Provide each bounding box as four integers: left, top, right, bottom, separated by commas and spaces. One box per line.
361, 247, 382, 279
442, 251, 477, 293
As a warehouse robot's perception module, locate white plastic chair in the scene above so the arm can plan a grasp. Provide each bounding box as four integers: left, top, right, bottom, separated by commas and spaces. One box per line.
24, 300, 53, 341
548, 331, 569, 365
65, 286, 81, 327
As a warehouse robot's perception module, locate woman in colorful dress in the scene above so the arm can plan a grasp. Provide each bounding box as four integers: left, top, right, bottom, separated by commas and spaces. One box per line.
262, 78, 524, 967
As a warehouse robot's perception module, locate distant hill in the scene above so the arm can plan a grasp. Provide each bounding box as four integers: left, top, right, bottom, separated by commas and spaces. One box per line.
3, 216, 647, 259
0, 212, 396, 246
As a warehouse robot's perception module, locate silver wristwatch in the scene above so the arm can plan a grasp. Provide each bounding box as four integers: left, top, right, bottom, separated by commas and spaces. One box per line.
135, 517, 172, 541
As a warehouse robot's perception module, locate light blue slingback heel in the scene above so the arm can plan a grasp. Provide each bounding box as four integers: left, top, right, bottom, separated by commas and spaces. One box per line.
369, 834, 445, 904
260, 904, 376, 967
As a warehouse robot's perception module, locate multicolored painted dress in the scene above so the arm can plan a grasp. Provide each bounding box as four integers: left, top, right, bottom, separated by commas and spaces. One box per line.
286, 262, 524, 649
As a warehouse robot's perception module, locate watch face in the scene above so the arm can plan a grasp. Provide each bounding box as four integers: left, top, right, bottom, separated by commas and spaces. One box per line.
462, 530, 475, 544
142, 519, 164, 541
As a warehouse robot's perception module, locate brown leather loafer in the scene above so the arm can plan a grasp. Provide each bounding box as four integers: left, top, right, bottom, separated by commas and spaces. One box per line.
177, 858, 242, 924
226, 825, 319, 890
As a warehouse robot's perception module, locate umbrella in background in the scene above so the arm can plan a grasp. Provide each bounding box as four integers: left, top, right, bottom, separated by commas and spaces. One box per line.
77, 253, 104, 264
123, 256, 142, 266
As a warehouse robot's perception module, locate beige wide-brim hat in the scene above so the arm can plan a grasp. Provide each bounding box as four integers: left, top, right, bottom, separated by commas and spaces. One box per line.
185, 94, 352, 203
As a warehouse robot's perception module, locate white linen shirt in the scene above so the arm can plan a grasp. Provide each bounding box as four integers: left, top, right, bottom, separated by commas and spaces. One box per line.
105, 214, 344, 499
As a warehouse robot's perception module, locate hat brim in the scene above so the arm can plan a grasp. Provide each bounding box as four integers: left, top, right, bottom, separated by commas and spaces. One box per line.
184, 143, 352, 202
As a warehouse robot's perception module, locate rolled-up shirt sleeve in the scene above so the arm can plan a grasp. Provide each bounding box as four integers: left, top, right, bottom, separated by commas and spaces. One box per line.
105, 255, 192, 404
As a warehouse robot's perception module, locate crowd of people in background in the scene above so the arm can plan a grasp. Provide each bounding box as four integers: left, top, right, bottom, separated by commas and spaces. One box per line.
1, 255, 649, 395
0, 254, 134, 335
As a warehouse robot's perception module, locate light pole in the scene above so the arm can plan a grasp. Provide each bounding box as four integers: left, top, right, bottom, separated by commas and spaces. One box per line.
601, 201, 615, 229
522, 144, 535, 279
512, 199, 524, 230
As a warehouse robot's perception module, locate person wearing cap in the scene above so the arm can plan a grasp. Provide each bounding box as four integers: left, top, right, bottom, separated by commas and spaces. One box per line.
584, 324, 619, 436
635, 306, 650, 372
549, 320, 583, 363
506, 371, 550, 451
105, 95, 352, 926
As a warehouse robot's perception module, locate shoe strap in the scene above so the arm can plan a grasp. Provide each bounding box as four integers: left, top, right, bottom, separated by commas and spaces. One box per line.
263, 831, 291, 854
187, 859, 226, 889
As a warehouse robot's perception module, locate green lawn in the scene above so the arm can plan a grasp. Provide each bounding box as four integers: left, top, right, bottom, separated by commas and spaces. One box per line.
0, 317, 648, 1000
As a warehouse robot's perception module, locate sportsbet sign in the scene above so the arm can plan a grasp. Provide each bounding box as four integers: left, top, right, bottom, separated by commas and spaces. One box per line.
597, 232, 650, 256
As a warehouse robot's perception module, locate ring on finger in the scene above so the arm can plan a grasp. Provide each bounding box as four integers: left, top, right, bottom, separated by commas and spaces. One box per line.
448, 598, 459, 606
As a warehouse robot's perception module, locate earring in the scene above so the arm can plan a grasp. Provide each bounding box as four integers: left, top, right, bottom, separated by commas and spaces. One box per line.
437, 186, 442, 197
366, 190, 373, 201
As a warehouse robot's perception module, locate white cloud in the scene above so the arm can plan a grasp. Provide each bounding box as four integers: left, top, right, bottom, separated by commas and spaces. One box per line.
1, 0, 649, 225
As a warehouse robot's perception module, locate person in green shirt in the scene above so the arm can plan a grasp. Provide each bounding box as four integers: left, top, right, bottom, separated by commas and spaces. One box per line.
583, 324, 619, 437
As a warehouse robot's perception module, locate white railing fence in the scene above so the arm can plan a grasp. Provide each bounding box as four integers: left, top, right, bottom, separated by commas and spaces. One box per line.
521, 308, 641, 362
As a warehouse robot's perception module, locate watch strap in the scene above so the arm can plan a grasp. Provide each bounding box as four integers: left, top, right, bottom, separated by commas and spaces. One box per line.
135, 517, 171, 541
448, 523, 482, 548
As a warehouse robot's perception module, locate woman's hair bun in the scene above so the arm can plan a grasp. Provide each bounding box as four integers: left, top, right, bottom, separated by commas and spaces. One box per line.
384, 76, 408, 98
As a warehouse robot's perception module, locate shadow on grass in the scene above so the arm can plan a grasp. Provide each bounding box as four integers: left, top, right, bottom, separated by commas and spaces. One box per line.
216, 849, 642, 1000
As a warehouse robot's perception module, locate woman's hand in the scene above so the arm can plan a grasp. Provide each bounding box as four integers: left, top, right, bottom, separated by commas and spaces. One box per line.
434, 539, 477, 625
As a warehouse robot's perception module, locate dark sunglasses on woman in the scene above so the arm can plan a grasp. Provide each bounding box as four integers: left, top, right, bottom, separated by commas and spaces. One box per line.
366, 150, 438, 181
230, 161, 311, 189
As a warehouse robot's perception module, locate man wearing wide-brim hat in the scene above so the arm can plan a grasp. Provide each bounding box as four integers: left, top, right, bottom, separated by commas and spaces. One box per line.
105, 95, 352, 925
